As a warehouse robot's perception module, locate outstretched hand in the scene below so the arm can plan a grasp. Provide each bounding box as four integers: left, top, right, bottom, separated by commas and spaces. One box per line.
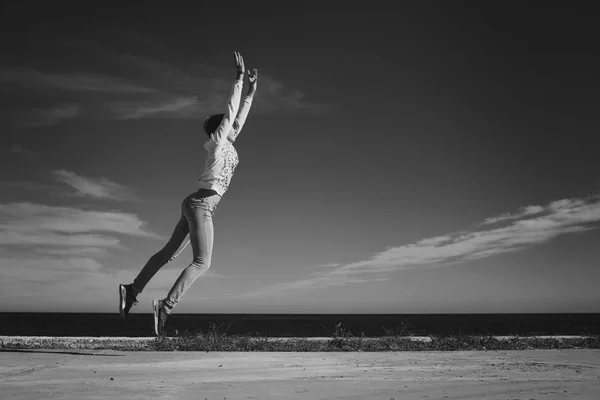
248, 68, 258, 84
247, 68, 258, 96
234, 51, 245, 76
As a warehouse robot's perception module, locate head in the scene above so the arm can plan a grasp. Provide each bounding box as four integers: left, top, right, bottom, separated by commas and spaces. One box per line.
203, 114, 225, 137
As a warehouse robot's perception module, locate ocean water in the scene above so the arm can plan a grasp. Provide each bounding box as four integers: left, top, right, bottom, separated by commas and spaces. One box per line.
1, 313, 599, 337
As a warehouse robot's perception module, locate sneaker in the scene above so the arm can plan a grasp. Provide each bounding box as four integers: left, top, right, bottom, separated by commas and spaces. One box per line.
153, 299, 169, 336
119, 284, 138, 320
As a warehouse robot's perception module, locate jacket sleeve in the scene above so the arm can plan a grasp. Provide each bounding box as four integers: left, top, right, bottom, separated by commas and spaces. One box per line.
228, 96, 254, 142
212, 76, 244, 144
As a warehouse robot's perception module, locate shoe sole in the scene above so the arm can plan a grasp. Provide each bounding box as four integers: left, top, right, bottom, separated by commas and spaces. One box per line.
152, 299, 160, 336
119, 285, 126, 320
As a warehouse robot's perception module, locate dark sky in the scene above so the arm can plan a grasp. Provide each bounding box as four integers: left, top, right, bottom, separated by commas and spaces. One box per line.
1, 2, 599, 313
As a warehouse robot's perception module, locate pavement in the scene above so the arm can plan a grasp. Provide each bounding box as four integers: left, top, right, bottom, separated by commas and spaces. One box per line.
1, 348, 599, 399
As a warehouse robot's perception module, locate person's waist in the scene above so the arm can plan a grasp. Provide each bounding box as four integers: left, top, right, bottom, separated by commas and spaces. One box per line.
197, 180, 226, 196
196, 188, 220, 197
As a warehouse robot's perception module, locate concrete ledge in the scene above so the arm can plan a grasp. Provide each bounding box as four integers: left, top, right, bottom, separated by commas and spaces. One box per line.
1, 335, 592, 344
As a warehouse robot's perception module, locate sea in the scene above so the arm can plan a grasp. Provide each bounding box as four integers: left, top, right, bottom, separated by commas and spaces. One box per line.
1, 313, 599, 337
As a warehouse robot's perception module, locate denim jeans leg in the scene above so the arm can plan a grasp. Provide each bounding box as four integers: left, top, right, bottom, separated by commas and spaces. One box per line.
164, 195, 217, 309
132, 213, 190, 297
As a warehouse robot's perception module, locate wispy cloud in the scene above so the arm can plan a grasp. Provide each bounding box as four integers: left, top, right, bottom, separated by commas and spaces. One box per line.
33, 247, 111, 257
0, 202, 159, 248
483, 205, 545, 224
104, 73, 328, 120
18, 103, 80, 127
0, 231, 121, 248
316, 262, 342, 268
255, 76, 330, 114
107, 54, 328, 119
0, 198, 158, 309
10, 144, 35, 156
0, 257, 229, 311
0, 256, 105, 284
0, 255, 120, 313
0, 180, 227, 310
108, 96, 206, 120
0, 67, 156, 93
52, 170, 137, 201
235, 194, 600, 299
2, 49, 327, 126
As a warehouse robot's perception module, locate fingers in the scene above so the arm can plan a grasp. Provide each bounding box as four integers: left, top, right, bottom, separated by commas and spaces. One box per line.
233, 51, 245, 69
247, 68, 258, 78
234, 52, 251, 78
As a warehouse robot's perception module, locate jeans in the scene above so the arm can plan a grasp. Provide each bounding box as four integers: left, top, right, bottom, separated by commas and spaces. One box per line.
132, 189, 221, 311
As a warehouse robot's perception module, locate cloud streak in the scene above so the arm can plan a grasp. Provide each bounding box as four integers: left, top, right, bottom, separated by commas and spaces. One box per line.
0, 231, 120, 248
0, 67, 156, 93
52, 170, 137, 201
18, 103, 80, 127
107, 55, 328, 119
235, 194, 600, 299
104, 73, 329, 120
483, 205, 545, 224
0, 202, 159, 248
108, 96, 205, 120
2, 49, 327, 126
254, 76, 330, 114
0, 256, 230, 312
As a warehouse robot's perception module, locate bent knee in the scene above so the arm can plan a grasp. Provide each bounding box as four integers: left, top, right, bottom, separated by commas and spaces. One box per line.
191, 259, 211, 272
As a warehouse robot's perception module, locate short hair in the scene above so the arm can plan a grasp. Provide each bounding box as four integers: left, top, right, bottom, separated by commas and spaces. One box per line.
203, 114, 225, 137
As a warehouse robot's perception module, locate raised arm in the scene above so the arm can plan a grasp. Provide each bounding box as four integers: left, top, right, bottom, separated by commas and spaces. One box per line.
212, 51, 245, 144
229, 68, 258, 142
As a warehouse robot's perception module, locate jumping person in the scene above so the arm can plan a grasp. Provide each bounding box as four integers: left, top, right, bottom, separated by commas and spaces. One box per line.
119, 51, 258, 335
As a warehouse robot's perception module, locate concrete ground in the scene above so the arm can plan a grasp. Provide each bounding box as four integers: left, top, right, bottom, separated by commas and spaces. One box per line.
1, 349, 599, 399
